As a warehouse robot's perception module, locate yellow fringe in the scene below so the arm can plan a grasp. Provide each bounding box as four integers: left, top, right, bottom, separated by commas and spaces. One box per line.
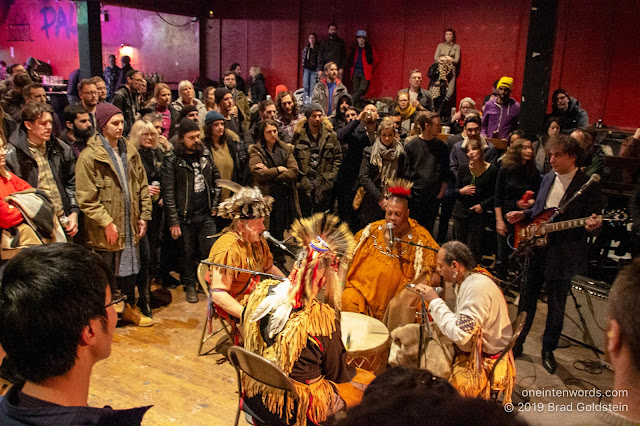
243, 280, 339, 424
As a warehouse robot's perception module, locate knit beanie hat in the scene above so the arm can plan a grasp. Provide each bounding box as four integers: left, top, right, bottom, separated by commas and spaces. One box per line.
205, 110, 225, 125
305, 103, 324, 119
178, 117, 200, 137
275, 85, 288, 97
95, 103, 123, 130
179, 105, 198, 120
214, 88, 231, 104
497, 76, 514, 91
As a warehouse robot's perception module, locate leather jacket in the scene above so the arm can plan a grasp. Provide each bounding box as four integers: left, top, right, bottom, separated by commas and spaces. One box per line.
162, 148, 221, 226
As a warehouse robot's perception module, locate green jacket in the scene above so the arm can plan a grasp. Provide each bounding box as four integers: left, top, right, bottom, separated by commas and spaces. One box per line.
76, 134, 152, 251
292, 117, 342, 205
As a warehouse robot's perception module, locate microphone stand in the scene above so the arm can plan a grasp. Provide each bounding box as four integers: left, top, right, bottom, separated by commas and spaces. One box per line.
200, 260, 288, 281
404, 286, 434, 370
393, 238, 440, 252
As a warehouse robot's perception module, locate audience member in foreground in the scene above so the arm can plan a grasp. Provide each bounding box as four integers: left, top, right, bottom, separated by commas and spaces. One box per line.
0, 244, 151, 424
602, 259, 640, 424
243, 213, 374, 426
415, 241, 514, 403
330, 366, 525, 426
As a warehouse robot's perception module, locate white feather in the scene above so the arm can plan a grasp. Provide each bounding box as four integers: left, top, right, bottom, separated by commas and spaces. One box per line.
250, 279, 293, 338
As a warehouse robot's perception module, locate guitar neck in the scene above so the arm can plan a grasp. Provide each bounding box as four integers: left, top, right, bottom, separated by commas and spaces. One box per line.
545, 214, 603, 234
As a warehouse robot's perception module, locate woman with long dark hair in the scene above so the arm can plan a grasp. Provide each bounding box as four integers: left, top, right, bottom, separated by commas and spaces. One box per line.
249, 119, 299, 268
494, 138, 541, 281
301, 33, 319, 104
534, 116, 561, 174
453, 138, 498, 264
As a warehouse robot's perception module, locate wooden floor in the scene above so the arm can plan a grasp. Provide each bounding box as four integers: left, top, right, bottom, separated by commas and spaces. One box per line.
89, 288, 239, 425
86, 283, 615, 426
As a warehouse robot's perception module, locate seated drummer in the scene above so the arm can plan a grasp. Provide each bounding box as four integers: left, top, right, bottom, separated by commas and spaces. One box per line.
206, 180, 285, 338
414, 241, 515, 404
243, 213, 374, 426
342, 179, 440, 331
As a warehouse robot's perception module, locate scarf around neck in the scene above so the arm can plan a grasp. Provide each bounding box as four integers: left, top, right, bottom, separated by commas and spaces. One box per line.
395, 104, 416, 121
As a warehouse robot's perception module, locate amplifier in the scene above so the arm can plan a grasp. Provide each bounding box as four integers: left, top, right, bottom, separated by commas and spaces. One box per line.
562, 275, 611, 352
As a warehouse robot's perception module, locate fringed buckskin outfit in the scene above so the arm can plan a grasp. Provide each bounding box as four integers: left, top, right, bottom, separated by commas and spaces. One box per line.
242, 214, 374, 425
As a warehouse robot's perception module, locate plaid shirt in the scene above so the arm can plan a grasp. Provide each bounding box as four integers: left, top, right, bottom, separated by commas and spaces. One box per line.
28, 140, 64, 217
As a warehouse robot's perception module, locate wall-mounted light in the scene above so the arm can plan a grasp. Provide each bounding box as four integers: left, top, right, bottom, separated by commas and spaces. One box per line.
120, 43, 133, 57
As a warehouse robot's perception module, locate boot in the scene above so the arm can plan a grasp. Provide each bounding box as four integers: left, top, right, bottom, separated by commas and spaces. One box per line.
185, 286, 199, 303
122, 303, 153, 327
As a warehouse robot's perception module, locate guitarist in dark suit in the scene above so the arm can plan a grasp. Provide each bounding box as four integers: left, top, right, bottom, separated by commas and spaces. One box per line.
506, 134, 604, 374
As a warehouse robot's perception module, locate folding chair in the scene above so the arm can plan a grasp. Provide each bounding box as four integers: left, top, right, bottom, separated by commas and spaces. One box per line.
227, 346, 299, 426
489, 311, 527, 401
196, 262, 234, 356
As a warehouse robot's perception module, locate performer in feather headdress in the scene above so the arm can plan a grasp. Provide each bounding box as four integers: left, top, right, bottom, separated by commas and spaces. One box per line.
342, 178, 441, 331
242, 213, 374, 426
205, 180, 286, 342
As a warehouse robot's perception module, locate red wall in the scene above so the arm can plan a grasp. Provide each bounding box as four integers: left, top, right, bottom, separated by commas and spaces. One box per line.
550, 0, 640, 128
2, 0, 637, 128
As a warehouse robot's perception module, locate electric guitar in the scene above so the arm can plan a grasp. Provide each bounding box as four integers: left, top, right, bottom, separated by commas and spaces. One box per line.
513, 208, 627, 250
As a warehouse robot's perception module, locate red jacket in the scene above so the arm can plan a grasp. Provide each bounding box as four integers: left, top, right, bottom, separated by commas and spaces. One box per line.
0, 172, 31, 228
350, 45, 377, 81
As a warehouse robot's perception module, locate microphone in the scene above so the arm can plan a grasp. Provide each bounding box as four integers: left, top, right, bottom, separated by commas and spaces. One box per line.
262, 231, 288, 252
386, 222, 394, 246
405, 283, 443, 296
576, 173, 600, 196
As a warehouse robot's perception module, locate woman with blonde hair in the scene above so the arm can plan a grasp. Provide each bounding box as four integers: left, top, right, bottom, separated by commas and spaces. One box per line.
130, 119, 165, 316
172, 80, 207, 124
356, 117, 406, 228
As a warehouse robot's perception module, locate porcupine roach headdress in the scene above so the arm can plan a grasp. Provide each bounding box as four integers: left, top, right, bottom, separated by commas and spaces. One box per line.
215, 179, 274, 219
386, 177, 414, 199
288, 213, 355, 311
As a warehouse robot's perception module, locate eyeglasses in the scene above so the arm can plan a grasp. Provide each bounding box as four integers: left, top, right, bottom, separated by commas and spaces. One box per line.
83, 91, 99, 96
105, 292, 127, 308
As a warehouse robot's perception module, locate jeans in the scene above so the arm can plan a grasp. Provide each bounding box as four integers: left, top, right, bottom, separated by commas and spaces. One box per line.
352, 72, 370, 106
179, 213, 217, 289
303, 68, 317, 104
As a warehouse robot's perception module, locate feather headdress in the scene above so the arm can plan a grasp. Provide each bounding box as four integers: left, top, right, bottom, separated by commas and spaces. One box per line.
288, 213, 355, 310
249, 213, 354, 337
387, 177, 414, 198
216, 179, 274, 219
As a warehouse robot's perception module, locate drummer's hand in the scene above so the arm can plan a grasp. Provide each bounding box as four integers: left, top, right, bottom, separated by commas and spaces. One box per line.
415, 284, 440, 303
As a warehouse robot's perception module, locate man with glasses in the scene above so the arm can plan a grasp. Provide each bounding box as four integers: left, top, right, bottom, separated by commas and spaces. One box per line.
449, 115, 498, 182
547, 89, 589, 134
112, 70, 143, 136
0, 244, 151, 423
78, 79, 99, 130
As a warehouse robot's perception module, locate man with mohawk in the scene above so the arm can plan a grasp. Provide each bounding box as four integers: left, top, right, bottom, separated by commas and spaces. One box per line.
205, 180, 285, 342
242, 213, 374, 426
343, 178, 440, 331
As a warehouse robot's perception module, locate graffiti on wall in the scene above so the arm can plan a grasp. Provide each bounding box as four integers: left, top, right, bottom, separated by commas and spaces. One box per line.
40, 3, 76, 39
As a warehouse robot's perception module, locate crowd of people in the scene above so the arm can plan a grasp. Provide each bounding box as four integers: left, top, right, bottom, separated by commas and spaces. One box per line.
0, 20, 638, 426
